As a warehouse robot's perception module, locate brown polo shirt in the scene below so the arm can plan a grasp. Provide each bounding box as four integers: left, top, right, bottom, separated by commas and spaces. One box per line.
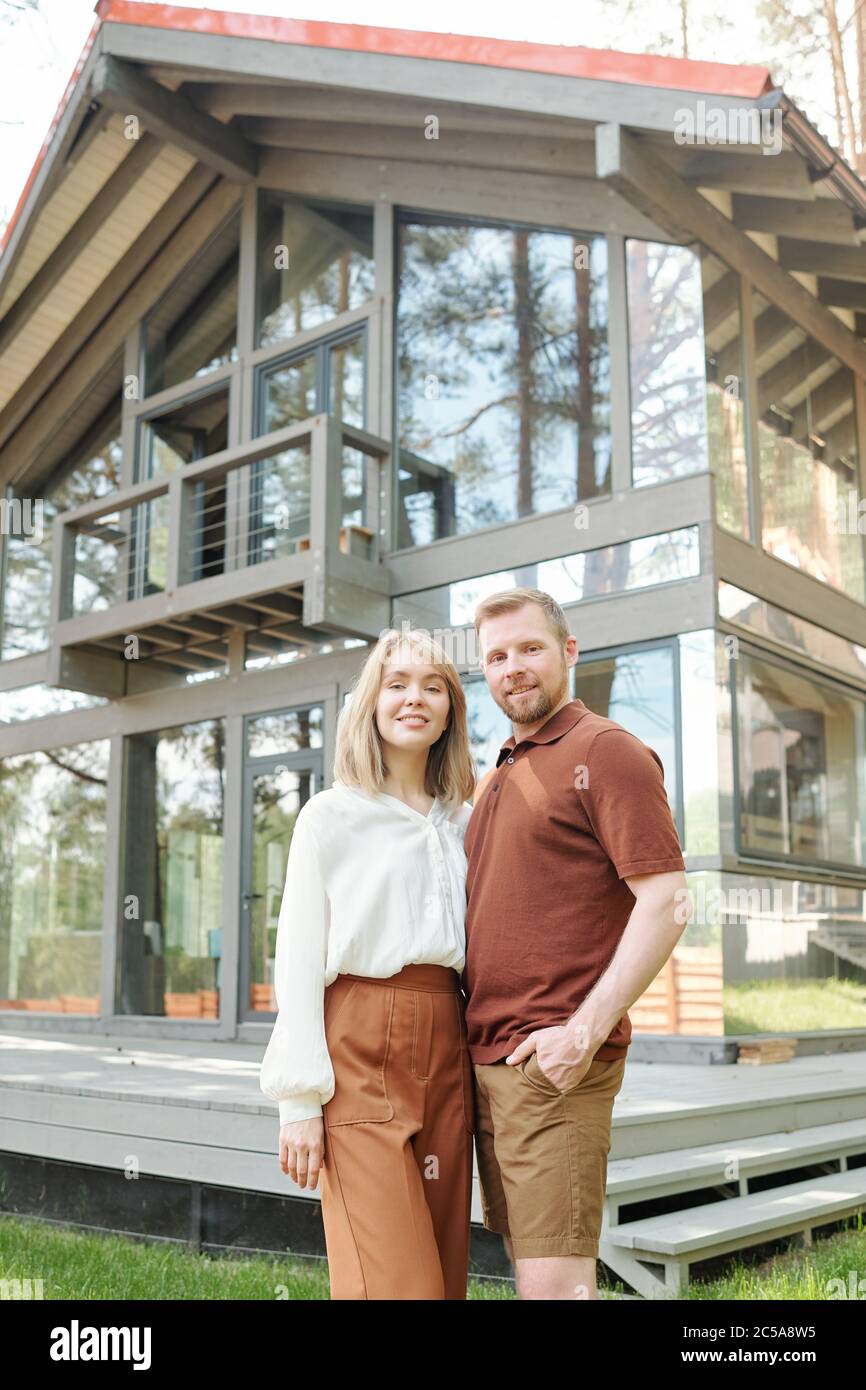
462, 697, 685, 1064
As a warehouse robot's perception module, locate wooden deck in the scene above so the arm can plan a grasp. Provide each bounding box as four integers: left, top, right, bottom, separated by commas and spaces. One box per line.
1, 1030, 865, 1294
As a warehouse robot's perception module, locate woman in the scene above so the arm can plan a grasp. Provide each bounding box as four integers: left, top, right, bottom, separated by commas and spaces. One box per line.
259, 626, 477, 1300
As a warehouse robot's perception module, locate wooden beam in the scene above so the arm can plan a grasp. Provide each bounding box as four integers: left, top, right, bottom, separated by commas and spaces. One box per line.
702, 270, 739, 336
258, 148, 672, 242
594, 123, 866, 378
0, 134, 161, 358
239, 117, 598, 178
790, 366, 854, 437
731, 193, 859, 244
778, 238, 866, 282
718, 300, 805, 384
757, 341, 833, 412
194, 82, 596, 138
91, 55, 258, 182
818, 277, 866, 310
0, 164, 218, 457
677, 150, 815, 198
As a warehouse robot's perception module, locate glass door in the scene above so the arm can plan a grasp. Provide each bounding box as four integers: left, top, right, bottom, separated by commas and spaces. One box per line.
239, 705, 324, 1019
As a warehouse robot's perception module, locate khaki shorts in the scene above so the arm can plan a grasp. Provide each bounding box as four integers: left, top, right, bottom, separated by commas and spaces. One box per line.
472, 1052, 626, 1259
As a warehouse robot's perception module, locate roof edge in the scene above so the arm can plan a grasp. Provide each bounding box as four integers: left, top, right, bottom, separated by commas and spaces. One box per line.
0, 16, 101, 262
94, 1, 773, 98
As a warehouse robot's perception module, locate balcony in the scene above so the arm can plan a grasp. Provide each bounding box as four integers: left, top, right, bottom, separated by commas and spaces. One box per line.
47, 414, 391, 695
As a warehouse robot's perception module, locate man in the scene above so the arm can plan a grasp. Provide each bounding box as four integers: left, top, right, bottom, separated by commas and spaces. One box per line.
462, 587, 691, 1301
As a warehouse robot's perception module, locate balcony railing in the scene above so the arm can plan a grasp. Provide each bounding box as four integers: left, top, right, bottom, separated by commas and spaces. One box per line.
48, 414, 392, 674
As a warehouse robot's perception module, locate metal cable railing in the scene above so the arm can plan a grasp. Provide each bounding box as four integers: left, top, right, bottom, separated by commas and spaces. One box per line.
54, 417, 388, 625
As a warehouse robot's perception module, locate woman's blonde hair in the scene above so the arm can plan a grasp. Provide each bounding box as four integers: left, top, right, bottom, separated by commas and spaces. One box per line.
334, 627, 476, 808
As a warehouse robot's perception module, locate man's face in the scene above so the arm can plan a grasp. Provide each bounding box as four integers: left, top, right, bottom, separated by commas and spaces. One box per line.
478, 603, 577, 724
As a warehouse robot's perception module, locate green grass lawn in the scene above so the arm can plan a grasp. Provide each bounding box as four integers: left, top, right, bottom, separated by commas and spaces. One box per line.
725, 977, 866, 1033
1, 1212, 863, 1300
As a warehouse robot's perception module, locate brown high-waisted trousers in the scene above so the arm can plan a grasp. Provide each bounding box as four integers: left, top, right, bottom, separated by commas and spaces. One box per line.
319, 962, 475, 1300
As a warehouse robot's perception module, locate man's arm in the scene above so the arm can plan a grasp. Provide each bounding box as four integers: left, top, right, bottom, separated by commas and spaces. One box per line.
506, 870, 691, 1076
565, 869, 692, 1053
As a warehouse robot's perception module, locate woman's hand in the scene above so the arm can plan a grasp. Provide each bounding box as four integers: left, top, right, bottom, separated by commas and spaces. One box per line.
279, 1117, 325, 1190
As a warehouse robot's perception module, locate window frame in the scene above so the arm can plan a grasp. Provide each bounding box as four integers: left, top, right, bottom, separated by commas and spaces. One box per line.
391, 207, 614, 554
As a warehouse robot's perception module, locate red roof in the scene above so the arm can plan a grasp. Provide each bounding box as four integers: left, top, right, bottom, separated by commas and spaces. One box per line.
2, 0, 773, 256
93, 1, 772, 95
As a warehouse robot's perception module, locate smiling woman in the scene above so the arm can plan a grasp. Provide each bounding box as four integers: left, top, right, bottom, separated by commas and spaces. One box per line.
259, 625, 478, 1299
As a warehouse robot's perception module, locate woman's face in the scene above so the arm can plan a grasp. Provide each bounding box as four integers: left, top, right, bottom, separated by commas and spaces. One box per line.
375, 646, 451, 753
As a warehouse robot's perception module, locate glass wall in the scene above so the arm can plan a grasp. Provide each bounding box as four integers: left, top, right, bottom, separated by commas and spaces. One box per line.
1, 409, 122, 658
0, 685, 108, 724
245, 707, 323, 1016
393, 527, 699, 636
256, 192, 374, 349
462, 675, 513, 781
700, 250, 748, 537
627, 239, 706, 486
0, 740, 109, 1013
143, 214, 239, 396
258, 328, 365, 433
679, 629, 722, 857
116, 720, 225, 1018
719, 582, 866, 685
733, 648, 866, 871
572, 643, 679, 830
396, 214, 610, 546
632, 869, 866, 1039
753, 291, 864, 601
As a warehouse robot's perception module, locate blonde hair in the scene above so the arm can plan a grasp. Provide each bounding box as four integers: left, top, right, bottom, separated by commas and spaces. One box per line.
474, 587, 571, 649
334, 628, 476, 808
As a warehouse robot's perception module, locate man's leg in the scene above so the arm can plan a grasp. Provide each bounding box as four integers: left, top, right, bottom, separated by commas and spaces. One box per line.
480, 1055, 626, 1301
514, 1255, 598, 1300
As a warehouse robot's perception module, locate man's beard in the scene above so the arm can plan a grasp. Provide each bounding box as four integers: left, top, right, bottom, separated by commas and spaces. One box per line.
501, 667, 568, 724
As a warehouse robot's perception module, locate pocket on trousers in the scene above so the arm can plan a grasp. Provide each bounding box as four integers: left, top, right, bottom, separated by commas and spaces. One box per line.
518, 1050, 561, 1096
324, 980, 395, 1126
519, 1052, 617, 1098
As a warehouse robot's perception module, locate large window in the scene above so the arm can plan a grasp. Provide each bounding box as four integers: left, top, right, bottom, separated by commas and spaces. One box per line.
462, 676, 513, 781
701, 251, 748, 537
0, 740, 109, 1013
396, 215, 610, 546
256, 192, 374, 349
572, 643, 679, 831
627, 239, 707, 487
250, 323, 370, 566
734, 649, 866, 871
258, 327, 365, 433
752, 292, 864, 601
675, 870, 866, 1038
393, 527, 699, 634
116, 720, 225, 1018
0, 407, 122, 658
143, 215, 239, 396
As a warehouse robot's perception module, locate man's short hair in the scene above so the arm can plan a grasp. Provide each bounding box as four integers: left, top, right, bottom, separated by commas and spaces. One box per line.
473, 588, 571, 648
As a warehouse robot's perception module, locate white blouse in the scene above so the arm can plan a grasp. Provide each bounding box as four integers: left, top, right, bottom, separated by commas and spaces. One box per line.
259, 776, 473, 1124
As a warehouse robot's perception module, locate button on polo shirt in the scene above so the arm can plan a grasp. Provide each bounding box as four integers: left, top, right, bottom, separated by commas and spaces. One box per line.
461, 697, 686, 1064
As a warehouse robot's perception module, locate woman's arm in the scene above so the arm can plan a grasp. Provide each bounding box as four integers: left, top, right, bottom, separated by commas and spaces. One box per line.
259, 807, 334, 1122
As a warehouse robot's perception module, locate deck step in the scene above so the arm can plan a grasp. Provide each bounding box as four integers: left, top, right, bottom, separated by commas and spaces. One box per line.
607, 1117, 866, 1199
604, 1169, 866, 1256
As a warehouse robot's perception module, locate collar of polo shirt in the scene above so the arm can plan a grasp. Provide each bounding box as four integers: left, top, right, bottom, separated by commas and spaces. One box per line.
495, 697, 590, 766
